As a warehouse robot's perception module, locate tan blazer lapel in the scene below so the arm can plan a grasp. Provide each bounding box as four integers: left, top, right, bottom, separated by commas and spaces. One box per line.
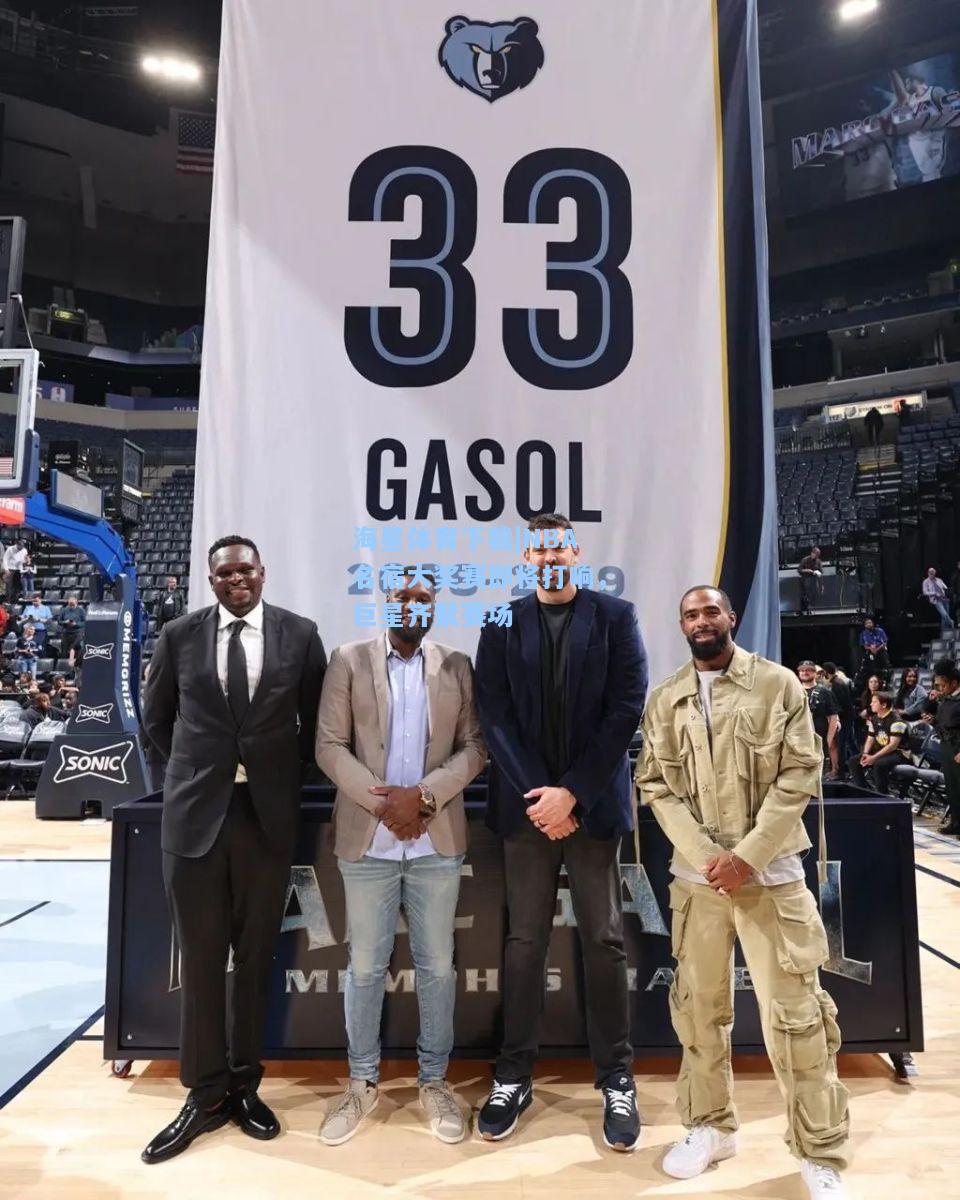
423, 639, 443, 765
368, 637, 390, 756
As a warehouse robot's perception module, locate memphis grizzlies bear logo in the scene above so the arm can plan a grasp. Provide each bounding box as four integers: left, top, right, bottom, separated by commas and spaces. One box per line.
438, 16, 544, 102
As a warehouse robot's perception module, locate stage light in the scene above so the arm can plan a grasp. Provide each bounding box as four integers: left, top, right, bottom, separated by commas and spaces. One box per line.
838, 0, 879, 21
140, 54, 202, 84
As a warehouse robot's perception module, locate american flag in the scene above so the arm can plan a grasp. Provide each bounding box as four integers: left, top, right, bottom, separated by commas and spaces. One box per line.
176, 111, 216, 175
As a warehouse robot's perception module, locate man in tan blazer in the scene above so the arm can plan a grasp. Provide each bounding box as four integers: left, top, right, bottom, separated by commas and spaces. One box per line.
316, 567, 486, 1147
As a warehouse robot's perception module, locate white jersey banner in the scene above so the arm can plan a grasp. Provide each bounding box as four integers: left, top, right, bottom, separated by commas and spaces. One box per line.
193, 0, 777, 685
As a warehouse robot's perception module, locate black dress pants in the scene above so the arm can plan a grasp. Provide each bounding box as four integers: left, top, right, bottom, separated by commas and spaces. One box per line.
846, 752, 902, 795
162, 785, 291, 1107
942, 745, 960, 825
496, 820, 632, 1086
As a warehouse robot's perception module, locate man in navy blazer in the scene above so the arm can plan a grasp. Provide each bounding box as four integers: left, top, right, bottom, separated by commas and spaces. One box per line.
473, 513, 647, 1152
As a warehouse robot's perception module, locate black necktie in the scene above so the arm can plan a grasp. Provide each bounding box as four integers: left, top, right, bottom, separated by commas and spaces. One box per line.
227, 619, 249, 726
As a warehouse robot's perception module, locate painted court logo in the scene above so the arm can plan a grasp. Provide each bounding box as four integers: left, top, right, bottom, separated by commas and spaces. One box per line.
53, 741, 133, 786
438, 16, 544, 102
74, 702, 114, 726
83, 642, 114, 662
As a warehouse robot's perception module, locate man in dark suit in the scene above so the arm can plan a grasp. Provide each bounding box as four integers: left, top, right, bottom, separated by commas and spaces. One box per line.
473, 513, 648, 1152
140, 535, 326, 1164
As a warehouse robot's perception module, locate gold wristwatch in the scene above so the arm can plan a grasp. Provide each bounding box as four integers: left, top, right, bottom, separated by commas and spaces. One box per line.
417, 783, 437, 817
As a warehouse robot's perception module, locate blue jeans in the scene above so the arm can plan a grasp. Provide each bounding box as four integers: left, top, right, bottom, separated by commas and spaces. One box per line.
16, 656, 36, 678
337, 852, 464, 1084
933, 600, 955, 632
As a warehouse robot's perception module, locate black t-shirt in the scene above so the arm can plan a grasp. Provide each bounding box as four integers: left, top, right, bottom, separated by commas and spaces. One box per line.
866, 710, 909, 757
804, 683, 838, 740
829, 677, 855, 718
538, 597, 575, 780
937, 690, 960, 749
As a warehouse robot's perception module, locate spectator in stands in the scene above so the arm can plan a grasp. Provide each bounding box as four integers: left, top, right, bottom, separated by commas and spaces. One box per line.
864, 406, 883, 447
21, 688, 68, 729
922, 567, 954, 633
20, 593, 53, 647
58, 596, 85, 663
16, 624, 41, 679
20, 547, 35, 598
847, 691, 909, 794
908, 698, 939, 739
858, 618, 890, 679
2, 538, 28, 603
156, 576, 186, 629
797, 660, 840, 777
797, 546, 823, 613
894, 667, 927, 720
15, 670, 32, 694
932, 659, 960, 836
0, 601, 8, 639
50, 673, 78, 706
857, 673, 883, 736
822, 662, 858, 772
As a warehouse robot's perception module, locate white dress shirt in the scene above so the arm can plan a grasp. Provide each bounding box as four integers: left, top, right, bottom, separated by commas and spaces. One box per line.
216, 600, 265, 781
367, 633, 435, 861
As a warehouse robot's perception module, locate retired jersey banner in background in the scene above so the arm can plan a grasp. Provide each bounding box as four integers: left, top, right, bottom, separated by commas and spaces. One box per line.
193, 0, 777, 683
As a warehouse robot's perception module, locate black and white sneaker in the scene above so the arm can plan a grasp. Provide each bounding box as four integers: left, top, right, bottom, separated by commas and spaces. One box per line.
476, 1078, 533, 1141
601, 1073, 640, 1152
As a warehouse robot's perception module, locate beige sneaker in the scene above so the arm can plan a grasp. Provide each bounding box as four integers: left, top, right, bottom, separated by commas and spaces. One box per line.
320, 1078, 379, 1146
419, 1080, 466, 1144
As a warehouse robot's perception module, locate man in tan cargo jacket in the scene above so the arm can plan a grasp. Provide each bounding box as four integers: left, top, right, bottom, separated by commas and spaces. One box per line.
635, 586, 850, 1200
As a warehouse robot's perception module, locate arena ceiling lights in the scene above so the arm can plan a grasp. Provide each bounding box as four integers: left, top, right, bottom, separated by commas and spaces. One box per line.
140, 53, 202, 85
838, 0, 879, 21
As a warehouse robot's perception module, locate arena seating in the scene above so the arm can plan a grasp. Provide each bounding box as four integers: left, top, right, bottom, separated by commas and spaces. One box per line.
777, 448, 859, 566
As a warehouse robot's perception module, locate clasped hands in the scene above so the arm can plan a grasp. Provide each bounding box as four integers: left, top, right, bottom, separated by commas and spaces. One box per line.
524, 785, 578, 840
701, 850, 753, 895
369, 784, 428, 840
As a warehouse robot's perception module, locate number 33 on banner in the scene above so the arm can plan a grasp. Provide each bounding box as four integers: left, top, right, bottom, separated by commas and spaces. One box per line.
344, 146, 633, 391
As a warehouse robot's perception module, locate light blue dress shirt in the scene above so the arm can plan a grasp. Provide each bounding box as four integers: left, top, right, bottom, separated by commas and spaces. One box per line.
366, 634, 434, 860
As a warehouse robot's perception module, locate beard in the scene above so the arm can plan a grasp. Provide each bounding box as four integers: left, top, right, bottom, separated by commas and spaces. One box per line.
394, 622, 429, 645
686, 629, 731, 660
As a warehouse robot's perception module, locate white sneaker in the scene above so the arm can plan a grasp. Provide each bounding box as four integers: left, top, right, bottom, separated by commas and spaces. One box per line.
662, 1125, 738, 1179
801, 1159, 847, 1198
319, 1078, 379, 1145
420, 1080, 467, 1143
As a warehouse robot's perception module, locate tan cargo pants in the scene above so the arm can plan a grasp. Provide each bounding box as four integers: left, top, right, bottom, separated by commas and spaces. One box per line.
668, 876, 850, 1169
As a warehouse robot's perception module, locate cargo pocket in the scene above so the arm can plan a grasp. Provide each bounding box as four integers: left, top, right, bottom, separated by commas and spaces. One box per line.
815, 988, 842, 1057
794, 1080, 850, 1159
667, 880, 692, 961
771, 994, 828, 1074
656, 755, 690, 800
668, 972, 696, 1049
733, 709, 783, 785
771, 887, 829, 976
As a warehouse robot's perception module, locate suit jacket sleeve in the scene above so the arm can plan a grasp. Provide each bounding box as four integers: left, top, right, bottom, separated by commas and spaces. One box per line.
315, 647, 384, 815
474, 620, 551, 799
297, 622, 327, 765
142, 625, 178, 760
559, 603, 648, 812
421, 654, 487, 810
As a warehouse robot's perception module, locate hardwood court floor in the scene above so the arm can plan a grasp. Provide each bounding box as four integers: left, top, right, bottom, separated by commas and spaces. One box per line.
1, 803, 959, 1200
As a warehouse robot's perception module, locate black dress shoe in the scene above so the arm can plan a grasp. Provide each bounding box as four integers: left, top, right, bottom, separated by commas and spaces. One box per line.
141, 1099, 230, 1164
939, 819, 960, 835
230, 1089, 280, 1140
